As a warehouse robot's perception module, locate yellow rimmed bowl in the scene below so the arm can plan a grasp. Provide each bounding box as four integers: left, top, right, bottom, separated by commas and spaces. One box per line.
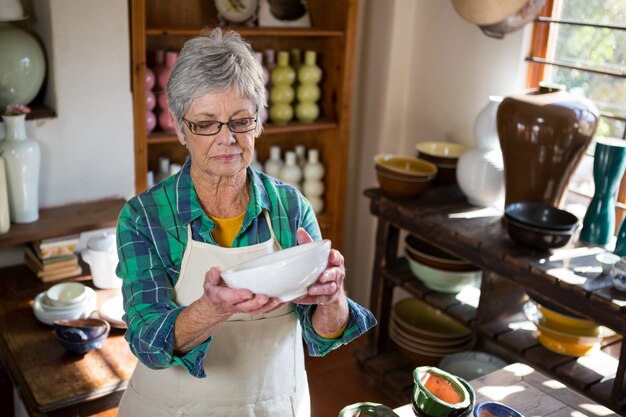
374, 154, 438, 198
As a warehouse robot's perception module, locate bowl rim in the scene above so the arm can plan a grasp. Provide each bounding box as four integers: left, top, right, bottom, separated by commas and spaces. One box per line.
415, 141, 468, 159
504, 216, 575, 235
376, 168, 436, 182
392, 298, 472, 339
222, 239, 331, 275
374, 153, 438, 177
45, 282, 88, 306
504, 202, 579, 230
472, 401, 524, 417
413, 366, 471, 410
405, 235, 478, 267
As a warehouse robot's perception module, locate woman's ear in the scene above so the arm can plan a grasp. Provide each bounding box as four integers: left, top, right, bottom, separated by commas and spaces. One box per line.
171, 113, 187, 146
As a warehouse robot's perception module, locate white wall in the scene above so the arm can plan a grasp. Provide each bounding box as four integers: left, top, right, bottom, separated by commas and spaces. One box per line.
343, 0, 533, 306
0, 0, 134, 266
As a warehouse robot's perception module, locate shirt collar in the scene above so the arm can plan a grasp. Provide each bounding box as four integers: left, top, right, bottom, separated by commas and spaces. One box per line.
175, 160, 272, 226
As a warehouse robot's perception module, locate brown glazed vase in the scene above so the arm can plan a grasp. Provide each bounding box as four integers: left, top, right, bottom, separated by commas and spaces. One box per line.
497, 85, 599, 207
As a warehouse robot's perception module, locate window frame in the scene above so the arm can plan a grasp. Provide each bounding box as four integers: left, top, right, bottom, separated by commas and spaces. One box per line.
526, 0, 626, 232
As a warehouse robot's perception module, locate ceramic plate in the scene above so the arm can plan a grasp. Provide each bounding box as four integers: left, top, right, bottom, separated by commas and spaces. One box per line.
98, 294, 126, 329
32, 287, 97, 325
439, 351, 508, 381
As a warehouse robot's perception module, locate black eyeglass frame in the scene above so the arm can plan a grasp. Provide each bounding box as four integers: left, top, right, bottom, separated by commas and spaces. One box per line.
181, 113, 259, 137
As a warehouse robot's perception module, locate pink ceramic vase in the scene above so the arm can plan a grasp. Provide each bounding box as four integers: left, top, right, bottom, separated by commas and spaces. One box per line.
147, 111, 156, 134
146, 90, 156, 111
145, 67, 155, 90
158, 110, 176, 134
157, 51, 178, 91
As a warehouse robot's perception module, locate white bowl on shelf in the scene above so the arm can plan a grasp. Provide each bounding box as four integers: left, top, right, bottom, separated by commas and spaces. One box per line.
221, 240, 331, 302
44, 282, 87, 307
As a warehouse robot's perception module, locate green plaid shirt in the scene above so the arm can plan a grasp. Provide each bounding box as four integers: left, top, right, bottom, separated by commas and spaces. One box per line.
116, 160, 376, 378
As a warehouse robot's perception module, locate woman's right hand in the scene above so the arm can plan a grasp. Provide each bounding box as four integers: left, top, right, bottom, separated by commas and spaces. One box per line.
203, 267, 283, 316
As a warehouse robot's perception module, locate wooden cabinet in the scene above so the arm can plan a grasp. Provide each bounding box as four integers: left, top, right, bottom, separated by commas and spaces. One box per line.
358, 187, 626, 415
129, 0, 359, 250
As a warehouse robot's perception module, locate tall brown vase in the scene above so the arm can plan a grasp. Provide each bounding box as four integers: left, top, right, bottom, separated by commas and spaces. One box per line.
497, 85, 600, 207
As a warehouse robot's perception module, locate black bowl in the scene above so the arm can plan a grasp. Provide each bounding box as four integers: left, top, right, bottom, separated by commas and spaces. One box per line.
505, 202, 579, 231
504, 217, 574, 251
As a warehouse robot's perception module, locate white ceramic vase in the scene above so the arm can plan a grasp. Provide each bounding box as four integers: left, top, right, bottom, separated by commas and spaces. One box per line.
303, 149, 325, 213
456, 96, 505, 209
264, 145, 283, 178
0, 156, 10, 233
279, 151, 302, 190
0, 114, 40, 223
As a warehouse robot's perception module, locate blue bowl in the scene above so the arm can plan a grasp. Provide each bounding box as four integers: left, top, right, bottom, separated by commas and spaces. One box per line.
472, 401, 524, 417
53, 318, 110, 354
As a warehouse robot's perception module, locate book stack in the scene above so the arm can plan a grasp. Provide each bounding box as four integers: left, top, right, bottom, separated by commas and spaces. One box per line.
24, 234, 82, 282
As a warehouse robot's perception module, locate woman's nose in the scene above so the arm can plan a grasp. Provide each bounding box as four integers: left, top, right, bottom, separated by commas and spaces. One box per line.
213, 127, 236, 145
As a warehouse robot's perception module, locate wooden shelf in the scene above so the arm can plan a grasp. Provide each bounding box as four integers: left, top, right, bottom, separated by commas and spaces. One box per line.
145, 26, 345, 38
362, 185, 626, 415
0, 198, 125, 248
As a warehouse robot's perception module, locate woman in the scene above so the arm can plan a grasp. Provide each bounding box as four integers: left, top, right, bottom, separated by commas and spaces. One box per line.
115, 28, 376, 417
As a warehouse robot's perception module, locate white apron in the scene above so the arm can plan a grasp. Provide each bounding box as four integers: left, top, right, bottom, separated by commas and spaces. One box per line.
118, 211, 310, 417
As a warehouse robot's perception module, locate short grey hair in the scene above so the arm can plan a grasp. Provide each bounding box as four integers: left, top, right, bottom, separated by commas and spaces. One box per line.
166, 28, 266, 136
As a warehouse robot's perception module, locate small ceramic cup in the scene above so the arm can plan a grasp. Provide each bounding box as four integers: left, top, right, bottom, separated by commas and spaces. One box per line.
610, 257, 626, 292
595, 252, 620, 275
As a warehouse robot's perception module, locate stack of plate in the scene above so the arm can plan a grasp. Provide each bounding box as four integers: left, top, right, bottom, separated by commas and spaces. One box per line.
32, 284, 97, 325
390, 298, 474, 366
523, 299, 614, 356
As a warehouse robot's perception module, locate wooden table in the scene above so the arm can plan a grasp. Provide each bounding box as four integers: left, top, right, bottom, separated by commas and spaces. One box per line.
394, 362, 619, 417
0, 265, 137, 417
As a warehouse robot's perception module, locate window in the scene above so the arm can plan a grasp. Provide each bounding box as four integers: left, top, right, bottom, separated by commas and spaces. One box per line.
526, 0, 626, 229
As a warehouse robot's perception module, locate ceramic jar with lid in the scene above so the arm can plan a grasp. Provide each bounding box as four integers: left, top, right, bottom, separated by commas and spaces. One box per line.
497, 84, 600, 207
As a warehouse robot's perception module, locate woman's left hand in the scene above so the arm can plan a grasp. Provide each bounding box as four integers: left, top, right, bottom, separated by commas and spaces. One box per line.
294, 228, 346, 306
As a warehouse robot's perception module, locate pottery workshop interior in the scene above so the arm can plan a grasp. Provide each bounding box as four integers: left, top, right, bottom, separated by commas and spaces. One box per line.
0, 0, 625, 416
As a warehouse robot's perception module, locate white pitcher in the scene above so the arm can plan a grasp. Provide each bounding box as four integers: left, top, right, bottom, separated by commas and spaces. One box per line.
81, 232, 121, 289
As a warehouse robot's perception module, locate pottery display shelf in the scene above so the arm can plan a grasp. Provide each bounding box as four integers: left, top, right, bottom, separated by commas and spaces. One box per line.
394, 362, 618, 417
358, 186, 626, 415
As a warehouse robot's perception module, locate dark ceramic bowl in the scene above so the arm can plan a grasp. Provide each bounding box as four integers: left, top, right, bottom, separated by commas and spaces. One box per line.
505, 202, 579, 231
504, 216, 574, 251
472, 401, 524, 417
53, 318, 110, 354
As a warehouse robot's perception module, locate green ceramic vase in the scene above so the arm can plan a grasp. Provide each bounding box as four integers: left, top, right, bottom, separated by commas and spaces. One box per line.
0, 22, 46, 108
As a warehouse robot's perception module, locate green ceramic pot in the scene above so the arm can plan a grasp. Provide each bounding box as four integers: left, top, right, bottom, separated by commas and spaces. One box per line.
338, 402, 399, 417
413, 366, 470, 417
0, 22, 46, 108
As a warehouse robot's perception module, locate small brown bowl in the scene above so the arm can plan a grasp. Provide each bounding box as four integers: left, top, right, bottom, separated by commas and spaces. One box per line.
376, 169, 434, 198
374, 154, 438, 177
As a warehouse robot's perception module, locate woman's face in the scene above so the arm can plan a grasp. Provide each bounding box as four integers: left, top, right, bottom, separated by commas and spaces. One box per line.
178, 90, 257, 179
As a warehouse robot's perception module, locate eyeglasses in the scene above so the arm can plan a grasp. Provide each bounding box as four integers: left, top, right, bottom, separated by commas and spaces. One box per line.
182, 115, 258, 136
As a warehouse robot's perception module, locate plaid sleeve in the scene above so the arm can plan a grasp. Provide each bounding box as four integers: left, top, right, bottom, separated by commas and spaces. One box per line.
296, 298, 377, 356
116, 198, 210, 378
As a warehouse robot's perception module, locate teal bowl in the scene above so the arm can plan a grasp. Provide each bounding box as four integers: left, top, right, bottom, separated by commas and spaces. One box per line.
413, 366, 471, 417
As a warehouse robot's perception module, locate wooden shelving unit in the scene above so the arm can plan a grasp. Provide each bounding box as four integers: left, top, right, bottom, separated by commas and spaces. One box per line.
361, 186, 626, 415
0, 198, 125, 248
130, 0, 359, 250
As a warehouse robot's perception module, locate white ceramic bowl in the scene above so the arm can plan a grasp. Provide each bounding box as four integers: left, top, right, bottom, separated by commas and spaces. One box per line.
33, 288, 98, 325
221, 240, 332, 302
406, 254, 482, 294
596, 252, 620, 275
45, 282, 87, 307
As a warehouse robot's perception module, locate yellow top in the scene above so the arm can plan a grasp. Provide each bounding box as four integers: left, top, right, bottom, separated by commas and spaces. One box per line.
208, 211, 246, 248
